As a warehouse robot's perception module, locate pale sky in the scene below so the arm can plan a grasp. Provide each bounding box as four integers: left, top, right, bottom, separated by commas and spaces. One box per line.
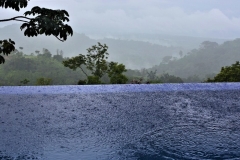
1, 0, 240, 39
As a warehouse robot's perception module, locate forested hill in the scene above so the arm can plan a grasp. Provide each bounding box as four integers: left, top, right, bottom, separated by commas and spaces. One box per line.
1, 24, 230, 69
0, 24, 184, 69
149, 39, 240, 81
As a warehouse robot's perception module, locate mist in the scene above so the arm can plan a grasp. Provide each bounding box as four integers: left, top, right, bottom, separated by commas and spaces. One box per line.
1, 0, 240, 39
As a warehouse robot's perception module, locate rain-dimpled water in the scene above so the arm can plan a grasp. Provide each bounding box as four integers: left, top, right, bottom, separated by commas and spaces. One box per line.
0, 83, 240, 160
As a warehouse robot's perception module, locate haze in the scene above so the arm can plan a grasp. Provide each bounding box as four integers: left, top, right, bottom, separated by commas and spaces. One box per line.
1, 0, 240, 39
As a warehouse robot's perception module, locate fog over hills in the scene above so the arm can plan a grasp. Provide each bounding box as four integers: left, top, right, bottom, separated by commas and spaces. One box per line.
148, 38, 240, 81
88, 33, 229, 50
0, 24, 229, 69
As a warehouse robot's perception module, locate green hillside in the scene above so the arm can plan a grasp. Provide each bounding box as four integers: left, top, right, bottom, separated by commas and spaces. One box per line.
0, 24, 185, 69
0, 52, 84, 86
1, 33, 240, 85
148, 39, 240, 82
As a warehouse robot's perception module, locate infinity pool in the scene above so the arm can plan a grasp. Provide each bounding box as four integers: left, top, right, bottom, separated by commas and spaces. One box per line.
0, 83, 240, 159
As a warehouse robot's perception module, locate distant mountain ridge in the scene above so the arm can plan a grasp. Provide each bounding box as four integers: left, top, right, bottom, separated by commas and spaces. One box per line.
149, 38, 240, 81
90, 32, 229, 50
0, 24, 230, 69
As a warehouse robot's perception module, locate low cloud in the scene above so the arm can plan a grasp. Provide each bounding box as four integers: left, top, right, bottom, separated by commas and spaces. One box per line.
0, 0, 240, 39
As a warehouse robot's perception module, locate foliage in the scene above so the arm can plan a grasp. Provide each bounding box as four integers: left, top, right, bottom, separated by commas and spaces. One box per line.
0, 0, 73, 63
149, 39, 240, 81
0, 0, 28, 11
110, 74, 128, 84
63, 43, 128, 84
53, 54, 64, 62
159, 73, 183, 83
62, 54, 88, 76
0, 49, 83, 85
85, 42, 109, 78
38, 48, 52, 58
63, 42, 109, 80
206, 61, 240, 82
147, 70, 157, 81
0, 39, 15, 63
87, 76, 101, 84
21, 6, 72, 40
108, 62, 128, 84
53, 50, 64, 62
77, 79, 86, 85
4, 54, 36, 71
36, 77, 52, 85
200, 41, 218, 49
20, 78, 30, 85
63, 43, 110, 83
148, 79, 162, 84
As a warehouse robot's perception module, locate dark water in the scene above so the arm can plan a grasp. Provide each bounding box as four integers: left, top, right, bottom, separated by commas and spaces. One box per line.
0, 83, 240, 160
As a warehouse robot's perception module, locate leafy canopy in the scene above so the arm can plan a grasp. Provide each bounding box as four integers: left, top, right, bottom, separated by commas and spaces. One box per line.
206, 61, 240, 82
0, 0, 73, 64
0, 0, 28, 11
63, 42, 109, 79
63, 43, 128, 84
0, 39, 15, 63
108, 62, 128, 84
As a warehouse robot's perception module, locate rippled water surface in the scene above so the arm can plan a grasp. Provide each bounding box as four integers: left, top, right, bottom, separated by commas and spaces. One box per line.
0, 83, 240, 160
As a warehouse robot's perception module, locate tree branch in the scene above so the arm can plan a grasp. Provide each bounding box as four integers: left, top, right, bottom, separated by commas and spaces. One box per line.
0, 16, 31, 22
12, 19, 29, 23
79, 66, 89, 78
54, 36, 64, 42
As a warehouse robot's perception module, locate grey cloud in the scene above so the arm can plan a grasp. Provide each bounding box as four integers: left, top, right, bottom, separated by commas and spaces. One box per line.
0, 0, 240, 39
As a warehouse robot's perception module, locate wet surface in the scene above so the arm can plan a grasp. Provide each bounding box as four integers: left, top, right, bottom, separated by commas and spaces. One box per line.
0, 83, 240, 159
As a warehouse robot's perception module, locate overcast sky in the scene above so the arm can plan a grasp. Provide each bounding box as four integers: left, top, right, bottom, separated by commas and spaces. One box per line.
1, 0, 240, 39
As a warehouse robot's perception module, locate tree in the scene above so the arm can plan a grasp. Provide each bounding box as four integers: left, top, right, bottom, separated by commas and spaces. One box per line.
38, 48, 52, 58
20, 78, 30, 85
86, 76, 101, 84
35, 50, 40, 55
0, 39, 15, 63
36, 77, 52, 85
206, 61, 240, 82
0, 0, 73, 64
63, 42, 109, 84
63, 43, 129, 84
77, 79, 87, 85
147, 70, 157, 81
162, 56, 172, 64
53, 54, 64, 62
3, 54, 36, 71
200, 41, 218, 50
85, 43, 109, 78
63, 54, 88, 77
108, 62, 128, 84
159, 73, 183, 83
54, 49, 64, 61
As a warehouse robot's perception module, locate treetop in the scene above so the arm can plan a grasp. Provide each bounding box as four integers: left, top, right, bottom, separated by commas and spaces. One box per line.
0, 0, 29, 11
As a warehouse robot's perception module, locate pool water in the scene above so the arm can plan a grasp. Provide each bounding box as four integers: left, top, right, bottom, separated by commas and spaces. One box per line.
0, 83, 240, 160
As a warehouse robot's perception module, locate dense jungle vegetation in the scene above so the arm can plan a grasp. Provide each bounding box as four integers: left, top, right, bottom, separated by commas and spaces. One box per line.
0, 44, 184, 86
149, 39, 240, 82
1, 38, 240, 85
